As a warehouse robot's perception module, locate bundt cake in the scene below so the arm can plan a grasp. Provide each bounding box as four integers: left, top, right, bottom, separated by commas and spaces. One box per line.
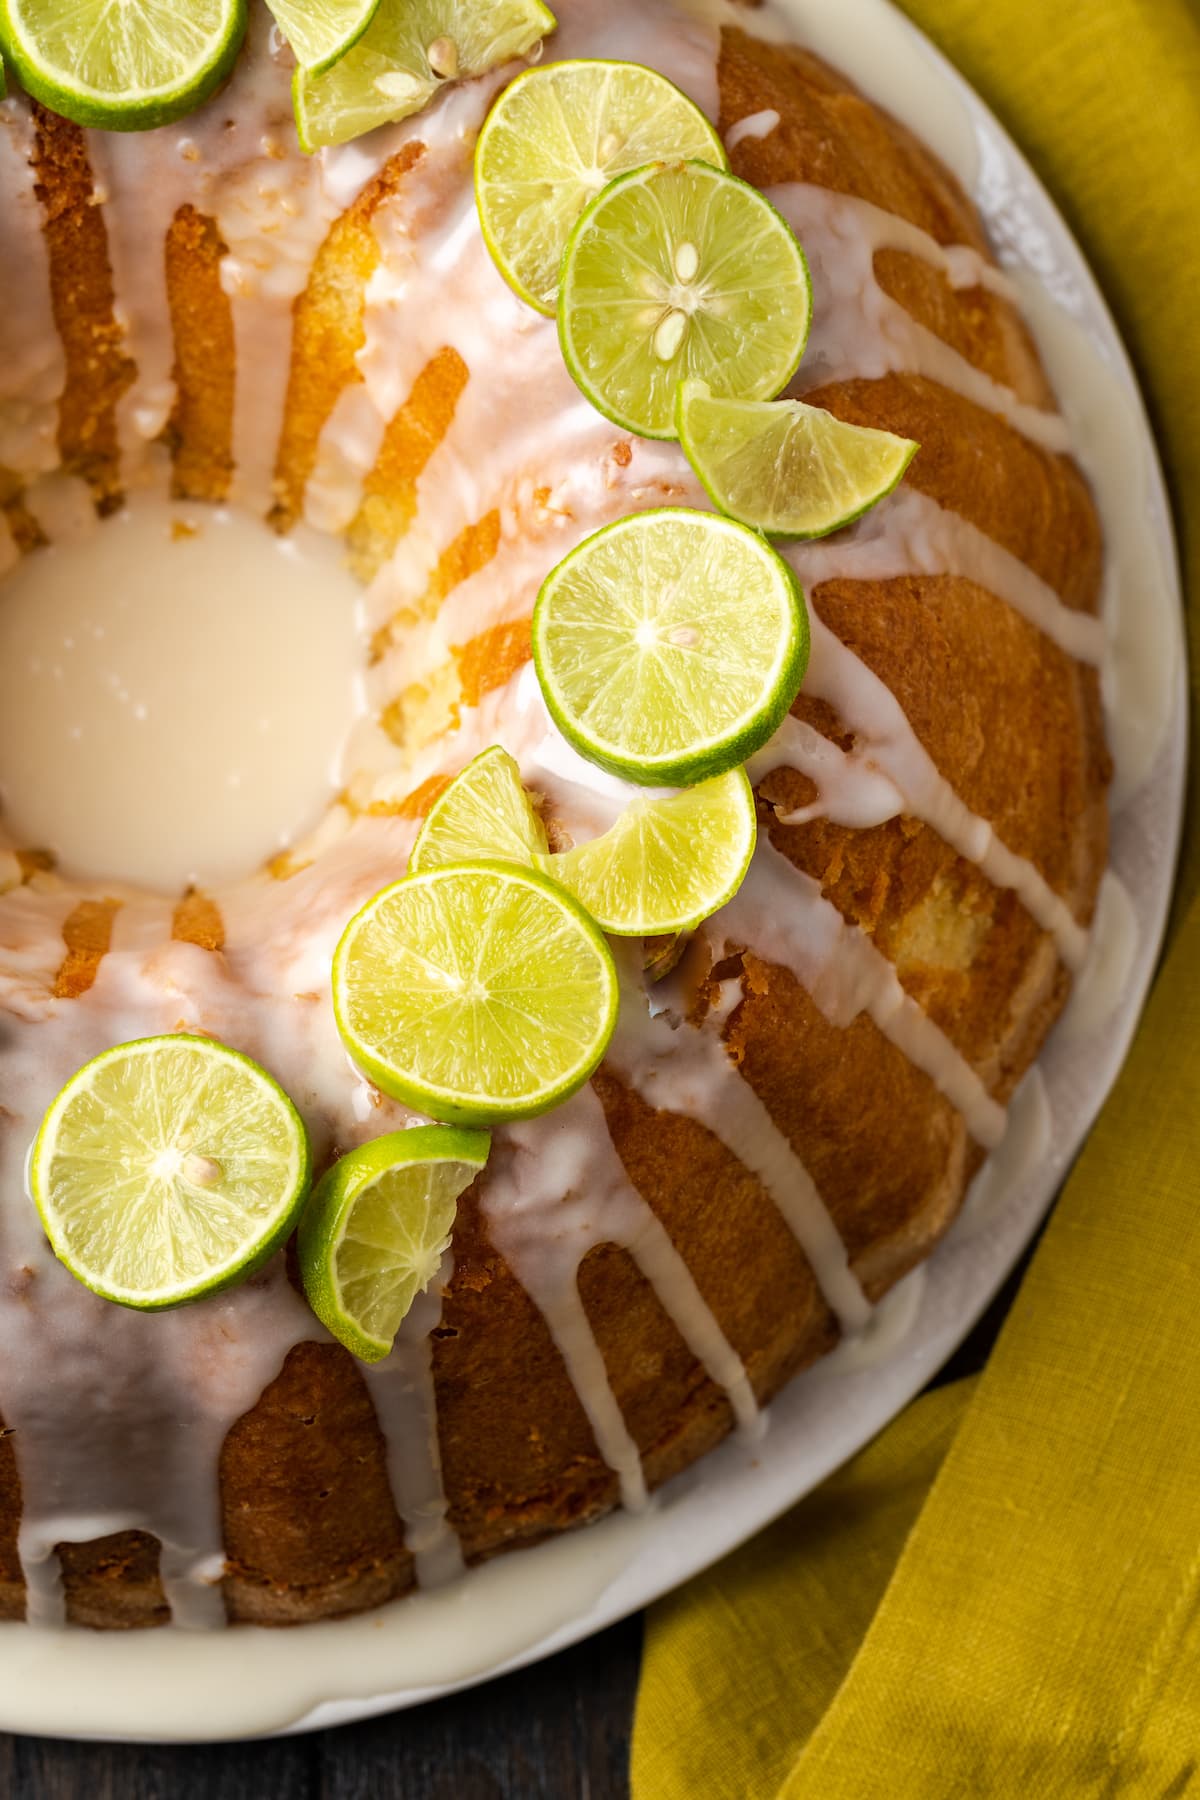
0, 0, 1109, 1630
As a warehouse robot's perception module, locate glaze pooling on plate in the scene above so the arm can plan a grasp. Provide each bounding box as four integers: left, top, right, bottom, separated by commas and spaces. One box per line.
0, 498, 367, 890
0, 0, 1162, 1648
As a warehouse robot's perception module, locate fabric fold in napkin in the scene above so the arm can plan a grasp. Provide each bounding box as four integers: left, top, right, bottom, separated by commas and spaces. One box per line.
633, 0, 1200, 1793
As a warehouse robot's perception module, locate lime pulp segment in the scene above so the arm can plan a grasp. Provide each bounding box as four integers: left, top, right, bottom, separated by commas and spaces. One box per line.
298, 1126, 489, 1360
558, 159, 812, 439
550, 768, 757, 935
676, 379, 920, 538
0, 0, 248, 130
294, 0, 556, 150
264, 0, 382, 75
333, 860, 618, 1124
30, 1035, 312, 1310
533, 506, 809, 786
474, 59, 726, 315
411, 746, 547, 872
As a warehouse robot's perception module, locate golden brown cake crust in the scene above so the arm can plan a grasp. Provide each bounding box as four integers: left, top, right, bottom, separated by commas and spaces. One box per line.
0, 21, 1109, 1627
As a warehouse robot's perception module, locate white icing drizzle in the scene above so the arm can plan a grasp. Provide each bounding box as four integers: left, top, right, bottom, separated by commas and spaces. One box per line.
0, 99, 64, 481
305, 384, 389, 534
484, 1083, 762, 1506
770, 183, 1071, 452
86, 131, 186, 472
746, 712, 906, 829
360, 1272, 465, 1587
724, 107, 780, 150
608, 969, 872, 1333
483, 1104, 647, 1510
717, 840, 1009, 1147
782, 485, 1104, 666
754, 609, 1090, 970
0, 887, 80, 1017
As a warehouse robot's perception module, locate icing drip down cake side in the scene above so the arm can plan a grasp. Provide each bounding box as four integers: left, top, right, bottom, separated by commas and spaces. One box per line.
0, 0, 1109, 1628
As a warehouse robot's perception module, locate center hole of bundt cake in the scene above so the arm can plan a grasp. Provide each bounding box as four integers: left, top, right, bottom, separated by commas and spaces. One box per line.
0, 496, 365, 893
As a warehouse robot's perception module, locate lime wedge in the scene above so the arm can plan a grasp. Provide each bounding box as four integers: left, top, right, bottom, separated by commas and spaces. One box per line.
30, 1036, 312, 1311
474, 60, 726, 316
533, 506, 809, 786
0, 0, 247, 130
298, 1126, 489, 1361
410, 746, 546, 873
265, 0, 382, 75
333, 860, 618, 1124
676, 379, 919, 539
294, 0, 555, 152
558, 159, 811, 440
550, 768, 756, 935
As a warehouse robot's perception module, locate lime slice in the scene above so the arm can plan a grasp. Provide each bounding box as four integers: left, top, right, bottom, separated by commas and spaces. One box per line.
410, 746, 546, 873
558, 159, 811, 440
533, 506, 809, 786
294, 0, 555, 152
333, 860, 618, 1124
265, 0, 382, 75
550, 768, 756, 935
474, 60, 726, 316
298, 1125, 489, 1361
676, 379, 919, 539
30, 1036, 312, 1311
0, 0, 247, 131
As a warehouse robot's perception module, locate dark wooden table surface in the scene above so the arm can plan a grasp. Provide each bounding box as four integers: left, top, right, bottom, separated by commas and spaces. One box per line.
0, 1264, 1024, 1800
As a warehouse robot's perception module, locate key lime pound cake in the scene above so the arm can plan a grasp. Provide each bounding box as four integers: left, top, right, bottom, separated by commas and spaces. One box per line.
0, 0, 1109, 1631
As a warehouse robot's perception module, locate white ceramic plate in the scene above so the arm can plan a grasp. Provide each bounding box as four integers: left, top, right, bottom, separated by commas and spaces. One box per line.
0, 0, 1184, 1743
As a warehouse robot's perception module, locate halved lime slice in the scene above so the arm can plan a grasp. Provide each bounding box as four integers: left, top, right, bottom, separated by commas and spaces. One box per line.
558, 159, 811, 440
474, 60, 726, 316
533, 507, 809, 785
0, 0, 247, 130
410, 746, 546, 872
30, 1036, 312, 1311
298, 1125, 489, 1361
265, 0, 382, 75
408, 749, 755, 935
676, 379, 919, 538
294, 0, 555, 152
550, 768, 756, 935
333, 860, 618, 1124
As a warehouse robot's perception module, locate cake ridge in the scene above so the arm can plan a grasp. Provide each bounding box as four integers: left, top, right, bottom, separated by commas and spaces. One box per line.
0, 0, 1114, 1629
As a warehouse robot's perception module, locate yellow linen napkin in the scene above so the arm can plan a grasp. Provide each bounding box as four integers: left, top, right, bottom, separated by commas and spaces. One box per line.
633, 0, 1200, 1793
635, 849, 1200, 1799
632, 1380, 974, 1799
